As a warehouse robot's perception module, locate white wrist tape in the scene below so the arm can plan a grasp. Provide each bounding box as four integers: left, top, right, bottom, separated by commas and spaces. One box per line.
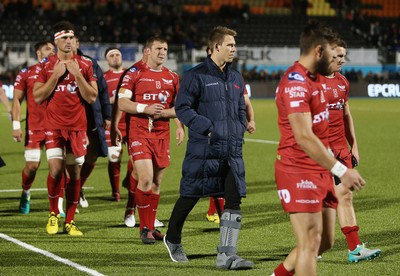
331, 161, 348, 178
13, 121, 21, 130
136, 103, 148, 113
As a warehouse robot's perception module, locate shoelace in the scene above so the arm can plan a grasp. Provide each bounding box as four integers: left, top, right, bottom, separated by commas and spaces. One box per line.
49, 218, 58, 226
173, 244, 185, 254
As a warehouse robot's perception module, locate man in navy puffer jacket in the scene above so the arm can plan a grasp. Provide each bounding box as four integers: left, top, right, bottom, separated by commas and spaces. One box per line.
164, 26, 254, 270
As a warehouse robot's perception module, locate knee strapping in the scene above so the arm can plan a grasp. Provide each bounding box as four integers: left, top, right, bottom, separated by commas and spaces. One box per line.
25, 149, 41, 162
46, 148, 64, 160
66, 153, 85, 165
108, 145, 122, 162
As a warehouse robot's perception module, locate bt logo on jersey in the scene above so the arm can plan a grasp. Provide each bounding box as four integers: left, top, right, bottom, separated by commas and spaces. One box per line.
312, 109, 329, 124
143, 90, 170, 103
55, 82, 77, 94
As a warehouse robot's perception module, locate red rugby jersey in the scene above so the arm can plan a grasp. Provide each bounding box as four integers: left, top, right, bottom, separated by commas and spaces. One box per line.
324, 72, 350, 149
275, 61, 330, 173
36, 54, 97, 130
119, 66, 179, 139
14, 63, 46, 130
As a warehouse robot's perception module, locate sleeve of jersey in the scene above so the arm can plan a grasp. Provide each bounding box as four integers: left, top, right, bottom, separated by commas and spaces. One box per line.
281, 82, 311, 115
345, 78, 350, 102
174, 74, 180, 98
13, 72, 26, 91
87, 62, 97, 82
36, 63, 47, 84
118, 72, 134, 99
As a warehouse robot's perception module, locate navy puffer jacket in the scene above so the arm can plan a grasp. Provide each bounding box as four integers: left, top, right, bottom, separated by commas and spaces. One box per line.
79, 49, 111, 157
175, 57, 247, 198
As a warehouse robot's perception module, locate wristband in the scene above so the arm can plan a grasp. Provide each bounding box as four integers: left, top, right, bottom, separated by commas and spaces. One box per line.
330, 161, 348, 178
13, 121, 21, 130
136, 103, 148, 113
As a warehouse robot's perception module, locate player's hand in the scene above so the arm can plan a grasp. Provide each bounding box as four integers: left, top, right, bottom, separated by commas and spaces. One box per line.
247, 120, 256, 134
53, 60, 67, 78
12, 129, 22, 142
104, 119, 111, 130
176, 126, 185, 145
144, 103, 164, 116
351, 151, 360, 167
65, 59, 81, 77
340, 168, 365, 191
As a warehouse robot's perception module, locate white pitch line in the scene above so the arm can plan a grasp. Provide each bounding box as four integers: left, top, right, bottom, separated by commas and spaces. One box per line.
244, 138, 279, 144
0, 233, 104, 276
0, 187, 94, 193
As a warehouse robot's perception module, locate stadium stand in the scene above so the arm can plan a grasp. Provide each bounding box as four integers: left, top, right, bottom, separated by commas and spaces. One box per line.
0, 0, 399, 83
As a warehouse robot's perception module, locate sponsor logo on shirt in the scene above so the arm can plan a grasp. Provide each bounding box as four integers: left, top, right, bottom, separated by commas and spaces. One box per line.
129, 67, 138, 73
55, 82, 78, 94
158, 91, 170, 104
142, 90, 171, 103
278, 189, 291, 203
288, 72, 305, 82
15, 75, 22, 84
290, 100, 304, 107
296, 179, 317, 189
131, 140, 142, 147
140, 78, 154, 82
67, 83, 77, 94
205, 82, 219, 86
122, 75, 131, 83
162, 78, 173, 85
337, 85, 346, 91
327, 98, 345, 110
295, 199, 320, 204
289, 91, 305, 98
312, 109, 329, 123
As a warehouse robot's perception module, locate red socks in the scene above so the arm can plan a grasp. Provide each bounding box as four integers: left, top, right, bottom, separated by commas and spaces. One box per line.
149, 193, 160, 231
273, 263, 294, 276
126, 174, 138, 211
208, 197, 225, 216
21, 170, 35, 191
135, 188, 152, 231
47, 173, 61, 214
341, 226, 361, 251
65, 179, 81, 223
208, 197, 217, 215
108, 161, 121, 194
215, 197, 224, 217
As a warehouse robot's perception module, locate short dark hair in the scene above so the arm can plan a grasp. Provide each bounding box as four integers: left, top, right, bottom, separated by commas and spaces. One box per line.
144, 36, 168, 50
53, 21, 75, 34
34, 40, 54, 52
337, 38, 347, 49
104, 47, 120, 58
299, 20, 339, 55
208, 26, 237, 51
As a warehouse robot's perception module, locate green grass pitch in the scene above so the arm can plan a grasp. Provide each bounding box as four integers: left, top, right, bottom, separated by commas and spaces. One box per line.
0, 98, 399, 275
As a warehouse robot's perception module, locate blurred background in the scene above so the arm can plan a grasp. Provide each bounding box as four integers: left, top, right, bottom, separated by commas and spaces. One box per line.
1, 0, 400, 98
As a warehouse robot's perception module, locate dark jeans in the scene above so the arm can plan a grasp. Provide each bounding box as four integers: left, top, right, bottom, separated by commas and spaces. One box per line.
166, 168, 242, 244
